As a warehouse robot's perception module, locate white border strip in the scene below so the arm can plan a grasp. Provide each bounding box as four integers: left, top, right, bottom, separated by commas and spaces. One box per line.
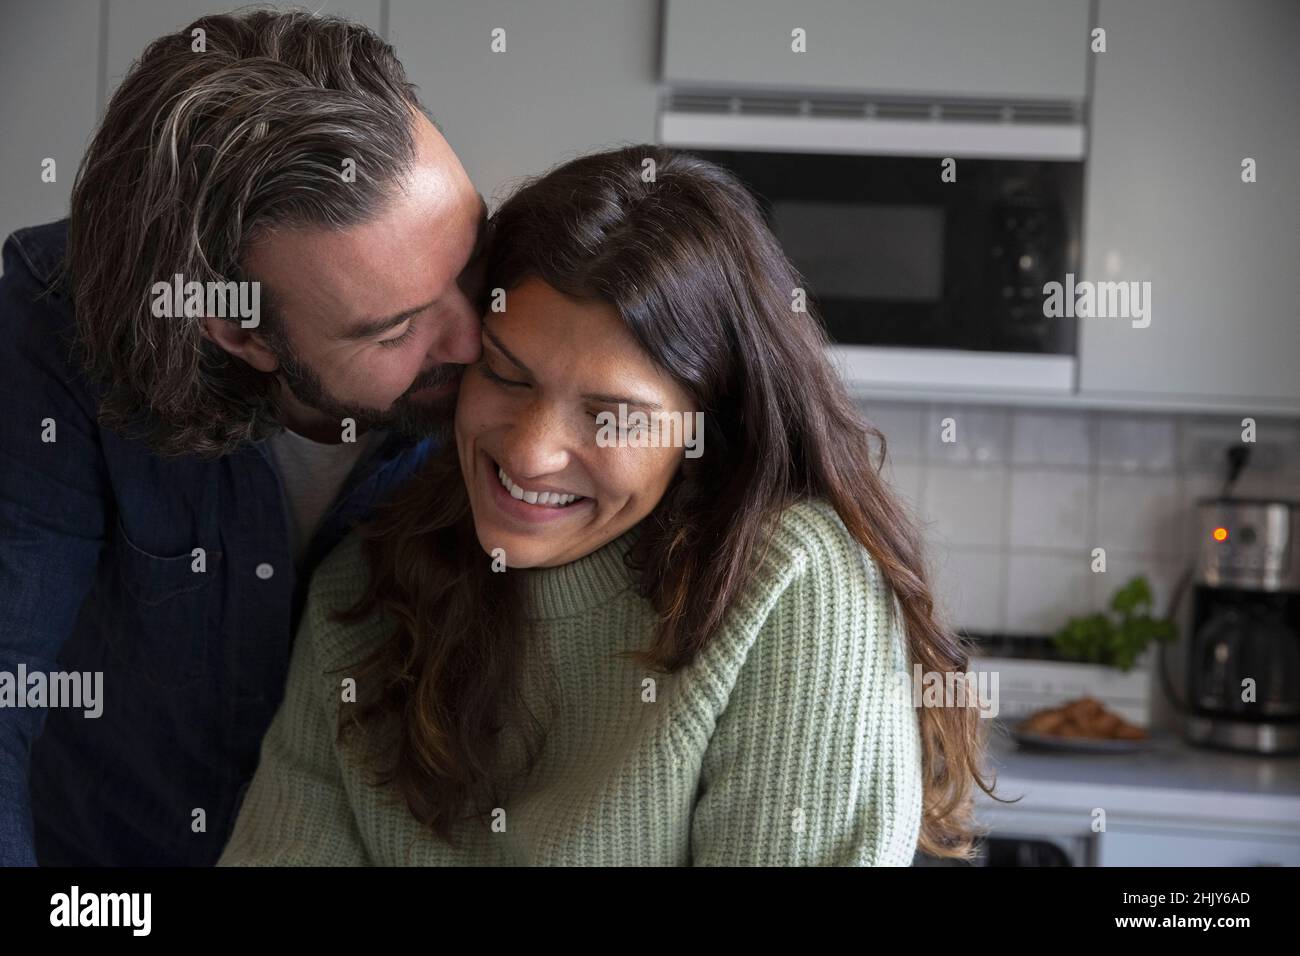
829, 346, 1076, 392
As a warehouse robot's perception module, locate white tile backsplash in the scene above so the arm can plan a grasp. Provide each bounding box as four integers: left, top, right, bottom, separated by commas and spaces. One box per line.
861, 401, 924, 463
1096, 473, 1184, 557
856, 397, 1278, 635
925, 405, 1009, 465
881, 460, 923, 514
932, 549, 1004, 633
1008, 469, 1091, 549
921, 465, 1007, 549
1011, 410, 1094, 468
1098, 414, 1177, 472
1005, 553, 1093, 635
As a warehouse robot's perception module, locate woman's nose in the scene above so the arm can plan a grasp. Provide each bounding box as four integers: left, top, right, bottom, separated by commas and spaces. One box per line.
499, 402, 573, 479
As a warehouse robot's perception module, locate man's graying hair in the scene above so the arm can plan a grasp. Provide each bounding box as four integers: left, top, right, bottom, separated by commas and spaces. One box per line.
68, 10, 427, 456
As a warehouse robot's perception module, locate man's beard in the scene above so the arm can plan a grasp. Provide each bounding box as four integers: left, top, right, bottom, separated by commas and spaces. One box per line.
269, 337, 460, 443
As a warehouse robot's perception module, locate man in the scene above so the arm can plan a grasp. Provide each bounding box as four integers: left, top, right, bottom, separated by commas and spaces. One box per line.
0, 10, 487, 865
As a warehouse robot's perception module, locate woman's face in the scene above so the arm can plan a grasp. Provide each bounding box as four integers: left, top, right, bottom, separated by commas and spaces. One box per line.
455, 277, 697, 569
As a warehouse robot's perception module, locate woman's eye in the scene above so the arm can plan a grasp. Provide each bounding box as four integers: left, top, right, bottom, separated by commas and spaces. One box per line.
479, 362, 528, 388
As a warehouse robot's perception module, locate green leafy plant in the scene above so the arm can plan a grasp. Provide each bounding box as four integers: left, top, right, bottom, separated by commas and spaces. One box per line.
1052, 575, 1177, 671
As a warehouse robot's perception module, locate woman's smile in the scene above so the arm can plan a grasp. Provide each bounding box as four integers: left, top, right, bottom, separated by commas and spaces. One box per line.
480, 449, 594, 526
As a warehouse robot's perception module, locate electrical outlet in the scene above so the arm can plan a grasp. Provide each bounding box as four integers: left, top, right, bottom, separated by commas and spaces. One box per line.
1183, 420, 1291, 474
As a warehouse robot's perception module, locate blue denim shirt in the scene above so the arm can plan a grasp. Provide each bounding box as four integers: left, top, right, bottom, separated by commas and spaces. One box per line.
0, 220, 435, 865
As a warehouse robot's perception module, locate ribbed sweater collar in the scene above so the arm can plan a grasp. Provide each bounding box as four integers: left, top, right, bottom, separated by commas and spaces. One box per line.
522, 524, 642, 620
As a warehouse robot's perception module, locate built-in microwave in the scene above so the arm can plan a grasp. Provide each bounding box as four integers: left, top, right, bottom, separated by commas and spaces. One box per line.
661, 93, 1086, 393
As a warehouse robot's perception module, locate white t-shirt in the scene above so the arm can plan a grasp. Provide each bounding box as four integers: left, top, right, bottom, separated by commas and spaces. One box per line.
266, 426, 381, 568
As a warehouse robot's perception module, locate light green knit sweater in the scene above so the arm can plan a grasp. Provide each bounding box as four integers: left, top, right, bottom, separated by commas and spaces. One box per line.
218, 497, 923, 866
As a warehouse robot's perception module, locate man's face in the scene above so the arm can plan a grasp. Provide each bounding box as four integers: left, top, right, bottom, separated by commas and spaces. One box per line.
242, 114, 486, 440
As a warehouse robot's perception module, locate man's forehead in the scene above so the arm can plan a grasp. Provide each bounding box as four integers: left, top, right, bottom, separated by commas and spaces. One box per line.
246, 186, 485, 333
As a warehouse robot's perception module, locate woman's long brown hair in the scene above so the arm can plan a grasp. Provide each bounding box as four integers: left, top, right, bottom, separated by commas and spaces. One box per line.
340, 145, 997, 859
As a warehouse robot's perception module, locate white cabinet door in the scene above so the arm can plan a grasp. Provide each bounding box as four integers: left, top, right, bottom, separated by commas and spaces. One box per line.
1078, 0, 1300, 409
663, 0, 1091, 101
390, 0, 659, 205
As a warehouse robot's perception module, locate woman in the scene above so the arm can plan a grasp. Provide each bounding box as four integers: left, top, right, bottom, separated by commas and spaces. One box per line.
219, 145, 992, 866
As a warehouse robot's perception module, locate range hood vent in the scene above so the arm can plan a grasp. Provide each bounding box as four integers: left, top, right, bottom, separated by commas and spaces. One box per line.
662, 89, 1083, 126
660, 89, 1086, 161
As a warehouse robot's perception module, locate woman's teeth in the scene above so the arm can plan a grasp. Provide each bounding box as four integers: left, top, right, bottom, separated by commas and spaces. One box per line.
497, 465, 582, 507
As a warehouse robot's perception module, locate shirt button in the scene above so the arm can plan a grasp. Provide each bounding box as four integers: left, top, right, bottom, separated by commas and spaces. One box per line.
255, 562, 274, 580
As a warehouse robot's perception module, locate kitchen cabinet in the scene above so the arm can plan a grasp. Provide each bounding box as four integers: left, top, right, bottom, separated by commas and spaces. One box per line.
1078, 0, 1300, 410
389, 0, 660, 205
976, 732, 1300, 866
0, 0, 101, 245
1097, 826, 1300, 867
663, 0, 1091, 101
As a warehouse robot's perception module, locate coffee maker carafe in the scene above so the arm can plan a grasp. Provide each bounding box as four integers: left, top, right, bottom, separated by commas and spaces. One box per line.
1186, 498, 1300, 755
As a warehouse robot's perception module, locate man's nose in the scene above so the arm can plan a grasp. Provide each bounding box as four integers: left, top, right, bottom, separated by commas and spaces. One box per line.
424, 295, 482, 367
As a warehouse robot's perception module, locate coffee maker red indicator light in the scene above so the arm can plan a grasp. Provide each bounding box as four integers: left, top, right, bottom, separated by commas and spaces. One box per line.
1212, 526, 1229, 542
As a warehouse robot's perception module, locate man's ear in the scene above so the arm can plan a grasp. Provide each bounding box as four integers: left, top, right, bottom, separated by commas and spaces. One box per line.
199, 316, 279, 373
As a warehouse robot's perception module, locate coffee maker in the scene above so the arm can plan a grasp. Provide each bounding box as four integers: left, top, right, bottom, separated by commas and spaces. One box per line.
1186, 498, 1300, 755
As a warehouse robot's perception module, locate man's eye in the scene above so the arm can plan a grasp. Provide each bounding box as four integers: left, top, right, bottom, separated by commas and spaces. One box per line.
479, 362, 527, 388
377, 321, 416, 349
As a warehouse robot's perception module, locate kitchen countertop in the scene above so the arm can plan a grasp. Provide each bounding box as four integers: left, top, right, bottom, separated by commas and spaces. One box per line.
974, 723, 1300, 832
